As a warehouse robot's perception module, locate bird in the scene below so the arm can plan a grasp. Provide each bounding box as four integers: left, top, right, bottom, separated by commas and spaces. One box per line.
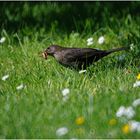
41, 45, 127, 69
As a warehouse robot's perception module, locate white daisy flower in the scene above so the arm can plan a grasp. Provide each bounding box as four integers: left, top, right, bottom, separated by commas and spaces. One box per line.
16, 84, 25, 90
87, 37, 93, 42
130, 43, 134, 51
56, 127, 68, 137
129, 120, 140, 132
133, 81, 140, 87
125, 106, 135, 119
98, 36, 105, 44
87, 37, 93, 46
0, 37, 6, 43
2, 74, 9, 81
62, 88, 70, 96
116, 106, 135, 119
79, 70, 86, 74
116, 106, 126, 117
132, 98, 140, 107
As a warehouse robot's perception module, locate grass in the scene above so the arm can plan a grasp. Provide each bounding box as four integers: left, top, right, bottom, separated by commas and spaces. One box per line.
0, 19, 140, 138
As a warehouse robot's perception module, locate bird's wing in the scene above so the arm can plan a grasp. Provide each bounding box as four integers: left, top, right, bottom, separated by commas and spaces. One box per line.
62, 48, 106, 61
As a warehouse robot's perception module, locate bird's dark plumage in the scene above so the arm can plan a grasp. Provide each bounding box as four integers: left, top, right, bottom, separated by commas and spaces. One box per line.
42, 45, 127, 69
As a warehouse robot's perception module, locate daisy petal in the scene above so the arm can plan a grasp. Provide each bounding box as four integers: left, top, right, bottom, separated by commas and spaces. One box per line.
2, 74, 9, 81
56, 127, 68, 137
98, 36, 105, 44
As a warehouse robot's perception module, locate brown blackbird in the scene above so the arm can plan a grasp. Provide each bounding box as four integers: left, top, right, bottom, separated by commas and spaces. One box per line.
42, 45, 127, 69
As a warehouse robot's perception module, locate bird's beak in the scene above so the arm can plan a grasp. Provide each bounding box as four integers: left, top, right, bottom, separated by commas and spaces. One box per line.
39, 51, 48, 59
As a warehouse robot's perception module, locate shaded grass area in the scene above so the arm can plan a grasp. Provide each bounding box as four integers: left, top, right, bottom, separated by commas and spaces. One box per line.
0, 2, 140, 33
0, 2, 140, 138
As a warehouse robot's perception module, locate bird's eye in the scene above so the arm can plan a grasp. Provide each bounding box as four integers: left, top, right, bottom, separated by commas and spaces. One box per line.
47, 47, 50, 51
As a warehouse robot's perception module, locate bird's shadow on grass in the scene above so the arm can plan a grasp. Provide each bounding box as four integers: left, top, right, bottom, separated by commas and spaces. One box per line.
62, 58, 129, 71
77, 58, 131, 77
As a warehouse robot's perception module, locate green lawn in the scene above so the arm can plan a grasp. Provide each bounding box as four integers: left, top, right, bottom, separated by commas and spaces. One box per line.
0, 18, 140, 138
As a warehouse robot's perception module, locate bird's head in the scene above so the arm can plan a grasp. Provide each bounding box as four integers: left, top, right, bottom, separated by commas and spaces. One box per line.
41, 45, 62, 59
46, 45, 62, 55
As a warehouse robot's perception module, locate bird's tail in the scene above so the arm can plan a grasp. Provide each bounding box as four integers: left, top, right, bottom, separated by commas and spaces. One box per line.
107, 46, 128, 54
